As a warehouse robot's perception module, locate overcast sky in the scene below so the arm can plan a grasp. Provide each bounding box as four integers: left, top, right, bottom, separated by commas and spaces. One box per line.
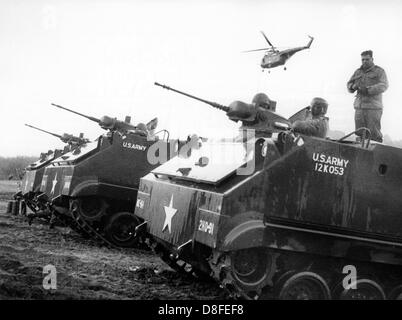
1, 0, 401, 157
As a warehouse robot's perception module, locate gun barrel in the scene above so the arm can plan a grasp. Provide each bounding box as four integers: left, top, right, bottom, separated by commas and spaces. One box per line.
154, 82, 229, 112
25, 124, 62, 139
51, 103, 101, 124
25, 124, 88, 145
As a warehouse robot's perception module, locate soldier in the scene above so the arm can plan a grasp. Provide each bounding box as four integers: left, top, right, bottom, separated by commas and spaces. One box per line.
228, 93, 279, 140
134, 122, 148, 137
347, 50, 388, 142
291, 97, 329, 138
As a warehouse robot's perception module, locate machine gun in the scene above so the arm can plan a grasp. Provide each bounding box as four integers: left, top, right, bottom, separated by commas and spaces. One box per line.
25, 124, 89, 146
51, 103, 139, 133
154, 82, 290, 134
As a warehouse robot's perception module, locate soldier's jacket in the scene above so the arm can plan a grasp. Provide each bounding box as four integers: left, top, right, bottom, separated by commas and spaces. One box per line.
347, 65, 388, 110
291, 116, 329, 138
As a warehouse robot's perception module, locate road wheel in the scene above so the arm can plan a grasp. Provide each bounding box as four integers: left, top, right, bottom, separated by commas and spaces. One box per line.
104, 212, 140, 247
388, 285, 402, 300
338, 279, 385, 300
278, 271, 331, 300
231, 248, 271, 289
75, 197, 108, 221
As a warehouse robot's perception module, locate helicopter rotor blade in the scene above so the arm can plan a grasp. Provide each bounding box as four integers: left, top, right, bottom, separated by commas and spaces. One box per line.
242, 47, 271, 53
260, 31, 275, 48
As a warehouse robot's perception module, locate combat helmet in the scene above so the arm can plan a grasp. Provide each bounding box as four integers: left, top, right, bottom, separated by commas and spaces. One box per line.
310, 97, 328, 116
252, 93, 276, 112
135, 122, 148, 136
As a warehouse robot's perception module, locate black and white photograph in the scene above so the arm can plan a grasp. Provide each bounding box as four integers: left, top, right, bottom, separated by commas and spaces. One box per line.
0, 0, 402, 307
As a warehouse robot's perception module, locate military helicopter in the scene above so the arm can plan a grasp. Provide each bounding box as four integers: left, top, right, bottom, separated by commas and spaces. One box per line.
244, 31, 314, 71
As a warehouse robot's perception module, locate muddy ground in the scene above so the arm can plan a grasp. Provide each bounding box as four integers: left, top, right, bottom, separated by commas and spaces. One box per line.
0, 181, 228, 300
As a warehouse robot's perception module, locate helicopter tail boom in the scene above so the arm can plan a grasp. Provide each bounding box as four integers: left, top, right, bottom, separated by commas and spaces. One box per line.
306, 35, 314, 48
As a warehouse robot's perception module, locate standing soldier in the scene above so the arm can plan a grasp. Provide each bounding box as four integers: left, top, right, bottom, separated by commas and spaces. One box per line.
347, 50, 388, 142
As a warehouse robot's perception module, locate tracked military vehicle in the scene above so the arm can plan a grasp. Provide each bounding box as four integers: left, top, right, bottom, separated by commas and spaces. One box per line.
11, 124, 88, 221
40, 103, 182, 248
135, 84, 402, 299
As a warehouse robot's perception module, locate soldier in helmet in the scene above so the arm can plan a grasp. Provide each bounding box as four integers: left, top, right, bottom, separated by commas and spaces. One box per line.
135, 122, 148, 137
226, 93, 290, 145
291, 97, 329, 138
229, 93, 280, 136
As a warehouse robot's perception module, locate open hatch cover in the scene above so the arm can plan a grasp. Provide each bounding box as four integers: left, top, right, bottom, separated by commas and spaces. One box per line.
152, 141, 255, 185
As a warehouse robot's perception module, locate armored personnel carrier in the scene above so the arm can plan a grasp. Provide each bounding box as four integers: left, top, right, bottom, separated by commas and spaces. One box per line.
11, 124, 88, 221
40, 103, 182, 248
134, 84, 402, 299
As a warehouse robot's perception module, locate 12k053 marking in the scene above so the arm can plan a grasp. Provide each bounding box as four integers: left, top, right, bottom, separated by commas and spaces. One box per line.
312, 152, 349, 176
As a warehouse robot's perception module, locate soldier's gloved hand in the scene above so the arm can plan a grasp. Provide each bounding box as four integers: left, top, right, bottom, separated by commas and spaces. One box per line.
357, 86, 369, 95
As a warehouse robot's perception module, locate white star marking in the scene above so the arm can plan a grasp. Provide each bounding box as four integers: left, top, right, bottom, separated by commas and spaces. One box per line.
162, 195, 177, 233
50, 173, 58, 195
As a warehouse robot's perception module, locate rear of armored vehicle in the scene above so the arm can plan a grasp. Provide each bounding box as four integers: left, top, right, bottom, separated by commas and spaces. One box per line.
37, 139, 101, 232
40, 140, 99, 205
20, 168, 39, 196
19, 153, 59, 196
13, 164, 41, 216
41, 131, 180, 247
135, 138, 266, 276
14, 150, 64, 215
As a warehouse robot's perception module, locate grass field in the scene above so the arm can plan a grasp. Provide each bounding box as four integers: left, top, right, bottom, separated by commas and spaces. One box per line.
0, 177, 227, 300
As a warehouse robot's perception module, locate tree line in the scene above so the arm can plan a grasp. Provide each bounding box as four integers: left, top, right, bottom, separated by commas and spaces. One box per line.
0, 156, 37, 180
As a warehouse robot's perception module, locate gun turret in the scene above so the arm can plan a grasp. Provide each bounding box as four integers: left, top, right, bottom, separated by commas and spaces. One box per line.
51, 103, 138, 133
25, 124, 89, 146
59, 133, 90, 145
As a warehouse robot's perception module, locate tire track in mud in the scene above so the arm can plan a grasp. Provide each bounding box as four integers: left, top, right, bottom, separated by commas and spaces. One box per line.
0, 203, 228, 300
